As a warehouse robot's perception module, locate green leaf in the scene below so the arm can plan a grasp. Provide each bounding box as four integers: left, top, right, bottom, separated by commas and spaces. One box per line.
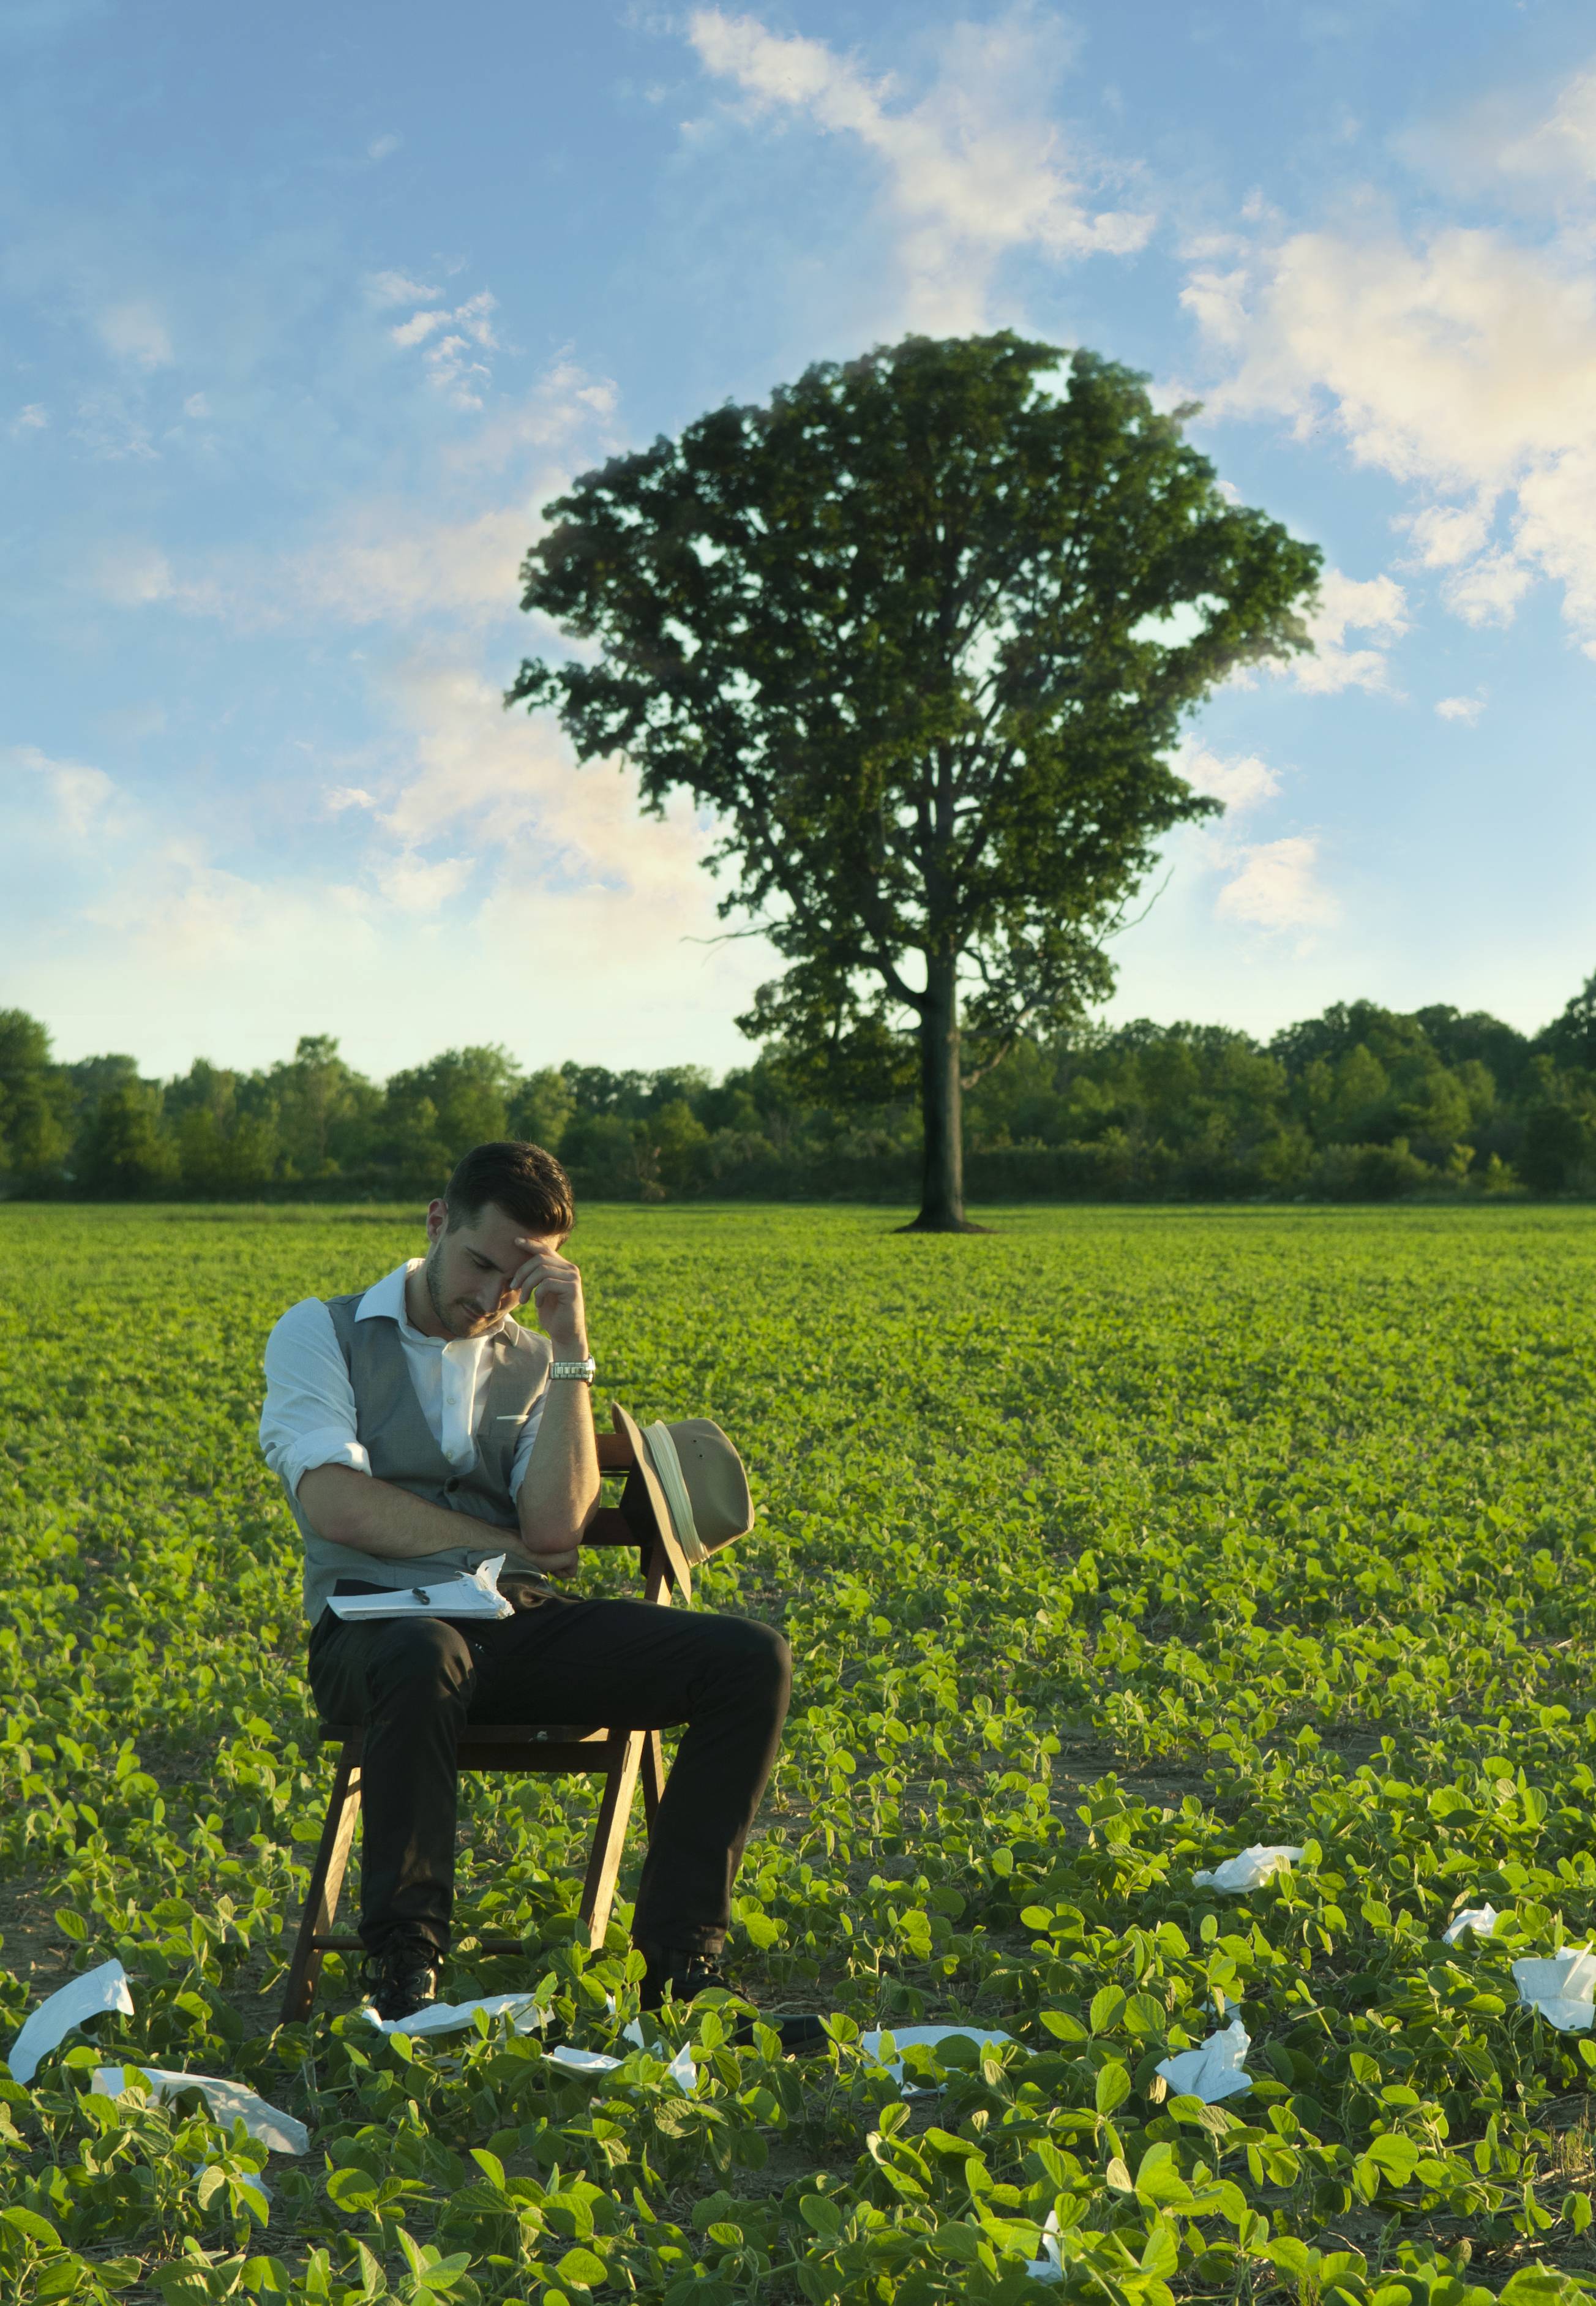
1095, 2060, 1131, 2117
1122, 1991, 1166, 2037
1141, 2217, 1180, 2277
1090, 1987, 1126, 2035
1134, 2142, 1194, 2208
800, 2195, 842, 2240
1, 2208, 62, 2246
556, 2246, 609, 2286
1364, 2132, 1422, 2185
931, 2223, 984, 2264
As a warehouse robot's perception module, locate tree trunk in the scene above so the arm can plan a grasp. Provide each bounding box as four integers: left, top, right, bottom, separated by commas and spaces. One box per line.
898, 956, 988, 1233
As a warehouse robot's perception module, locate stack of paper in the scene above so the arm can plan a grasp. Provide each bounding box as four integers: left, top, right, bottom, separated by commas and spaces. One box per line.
326, 1555, 513, 1622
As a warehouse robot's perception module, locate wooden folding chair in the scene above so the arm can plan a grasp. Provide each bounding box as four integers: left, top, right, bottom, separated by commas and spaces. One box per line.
279, 1420, 676, 2024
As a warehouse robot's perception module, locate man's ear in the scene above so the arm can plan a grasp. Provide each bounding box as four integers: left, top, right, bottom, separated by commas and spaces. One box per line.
424, 1198, 449, 1246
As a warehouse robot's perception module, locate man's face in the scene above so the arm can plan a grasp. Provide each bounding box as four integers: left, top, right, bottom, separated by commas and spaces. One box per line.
422, 1200, 564, 1339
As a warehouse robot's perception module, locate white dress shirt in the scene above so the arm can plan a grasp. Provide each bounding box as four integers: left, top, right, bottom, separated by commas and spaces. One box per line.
258, 1259, 544, 1501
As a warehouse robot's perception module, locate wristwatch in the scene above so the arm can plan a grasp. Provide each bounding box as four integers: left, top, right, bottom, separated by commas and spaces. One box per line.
550, 1356, 597, 1384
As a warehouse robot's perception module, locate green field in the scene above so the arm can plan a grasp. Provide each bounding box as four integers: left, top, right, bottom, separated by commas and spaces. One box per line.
3, 1203, 1596, 2305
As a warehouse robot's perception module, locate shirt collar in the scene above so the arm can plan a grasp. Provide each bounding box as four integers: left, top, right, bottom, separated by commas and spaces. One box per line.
356, 1259, 508, 1349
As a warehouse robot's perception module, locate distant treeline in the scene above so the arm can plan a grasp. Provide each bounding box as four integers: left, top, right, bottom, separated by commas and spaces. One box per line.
3, 974, 1596, 1204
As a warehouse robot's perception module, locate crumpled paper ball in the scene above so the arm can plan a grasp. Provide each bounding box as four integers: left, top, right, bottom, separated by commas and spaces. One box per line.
1512, 1948, 1596, 2034
1155, 2018, 1253, 2103
1193, 1845, 1305, 1894
1442, 1904, 1499, 1945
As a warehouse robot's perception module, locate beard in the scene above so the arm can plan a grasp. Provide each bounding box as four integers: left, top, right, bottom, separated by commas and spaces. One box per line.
424, 1242, 491, 1338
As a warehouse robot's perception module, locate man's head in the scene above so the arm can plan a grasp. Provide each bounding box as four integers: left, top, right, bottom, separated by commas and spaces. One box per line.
421, 1140, 575, 1338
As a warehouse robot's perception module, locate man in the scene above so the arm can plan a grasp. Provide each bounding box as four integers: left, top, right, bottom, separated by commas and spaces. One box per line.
259, 1138, 792, 2024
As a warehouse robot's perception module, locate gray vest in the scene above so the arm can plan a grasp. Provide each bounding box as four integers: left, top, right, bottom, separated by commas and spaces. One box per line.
288, 1290, 551, 1621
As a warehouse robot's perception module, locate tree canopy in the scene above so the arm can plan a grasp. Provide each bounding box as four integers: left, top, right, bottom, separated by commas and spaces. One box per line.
508, 331, 1321, 1226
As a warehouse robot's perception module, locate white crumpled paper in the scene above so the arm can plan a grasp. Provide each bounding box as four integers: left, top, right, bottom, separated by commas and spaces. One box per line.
362, 1989, 550, 2040
326, 1555, 513, 1622
1025, 2207, 1063, 2283
1512, 1948, 1596, 2033
91, 2067, 310, 2155
1442, 1904, 1500, 1946
362, 1992, 693, 2089
1193, 1846, 1305, 1895
549, 2021, 695, 2094
1155, 2018, 1253, 2104
8, 1959, 135, 2085
858, 2026, 1017, 2095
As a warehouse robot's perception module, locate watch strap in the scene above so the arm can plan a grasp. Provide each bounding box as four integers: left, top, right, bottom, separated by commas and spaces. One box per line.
550, 1356, 597, 1383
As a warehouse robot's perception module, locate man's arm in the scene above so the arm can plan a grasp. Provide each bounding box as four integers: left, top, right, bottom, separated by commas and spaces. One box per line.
295, 1463, 561, 1564
509, 1235, 601, 1579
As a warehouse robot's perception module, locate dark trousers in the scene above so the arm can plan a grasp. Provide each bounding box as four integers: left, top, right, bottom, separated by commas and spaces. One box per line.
307, 1594, 792, 1960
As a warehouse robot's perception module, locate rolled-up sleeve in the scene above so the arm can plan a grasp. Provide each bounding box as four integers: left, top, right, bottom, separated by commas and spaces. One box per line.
508, 1395, 546, 1497
259, 1298, 371, 1498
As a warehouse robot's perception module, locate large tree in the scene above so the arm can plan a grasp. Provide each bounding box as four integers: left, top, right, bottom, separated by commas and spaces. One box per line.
508, 333, 1321, 1229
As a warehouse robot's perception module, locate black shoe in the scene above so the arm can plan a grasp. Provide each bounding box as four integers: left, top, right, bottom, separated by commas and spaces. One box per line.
640, 1944, 731, 2012
638, 1944, 828, 2054
361, 1939, 441, 2022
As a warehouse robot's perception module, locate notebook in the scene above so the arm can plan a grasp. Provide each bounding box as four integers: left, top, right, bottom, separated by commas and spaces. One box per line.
324, 1553, 515, 1621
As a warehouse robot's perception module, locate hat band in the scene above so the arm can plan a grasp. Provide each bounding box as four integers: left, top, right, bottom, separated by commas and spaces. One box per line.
644, 1422, 708, 1566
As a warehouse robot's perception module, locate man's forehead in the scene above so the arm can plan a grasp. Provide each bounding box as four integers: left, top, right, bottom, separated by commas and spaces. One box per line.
456, 1203, 561, 1268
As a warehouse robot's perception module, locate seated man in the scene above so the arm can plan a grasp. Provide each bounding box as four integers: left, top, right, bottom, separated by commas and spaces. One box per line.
259, 1138, 792, 2022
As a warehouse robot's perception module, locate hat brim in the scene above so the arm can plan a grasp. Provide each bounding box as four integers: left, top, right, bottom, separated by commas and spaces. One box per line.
609, 1401, 693, 1602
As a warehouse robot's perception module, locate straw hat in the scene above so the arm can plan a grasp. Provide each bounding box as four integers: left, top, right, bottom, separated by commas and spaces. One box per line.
609, 1402, 754, 1600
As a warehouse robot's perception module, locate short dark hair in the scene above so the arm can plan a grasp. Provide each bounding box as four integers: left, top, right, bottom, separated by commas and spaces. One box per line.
444, 1141, 575, 1238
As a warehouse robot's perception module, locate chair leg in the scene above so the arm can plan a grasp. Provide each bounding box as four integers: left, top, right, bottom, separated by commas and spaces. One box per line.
640, 1730, 665, 1831
578, 1732, 645, 1951
279, 1746, 362, 2024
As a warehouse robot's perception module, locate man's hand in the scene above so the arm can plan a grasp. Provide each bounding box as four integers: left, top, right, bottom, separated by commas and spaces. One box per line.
503, 1532, 582, 1580
511, 1237, 588, 1359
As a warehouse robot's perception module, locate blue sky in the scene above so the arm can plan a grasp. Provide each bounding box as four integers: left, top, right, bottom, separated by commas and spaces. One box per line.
4, 0, 1595, 1082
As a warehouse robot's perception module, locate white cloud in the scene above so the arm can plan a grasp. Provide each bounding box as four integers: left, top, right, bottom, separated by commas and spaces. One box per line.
182, 392, 210, 419
86, 541, 222, 614
290, 504, 533, 625
4, 665, 776, 1079
1175, 741, 1279, 811
1215, 835, 1336, 931
4, 744, 121, 840
379, 851, 473, 913
366, 269, 441, 307
391, 309, 448, 348
12, 402, 47, 433
367, 132, 402, 162
444, 359, 619, 475
326, 785, 377, 813
1494, 66, 1596, 189
92, 358, 620, 633
686, 6, 1152, 331
97, 299, 173, 368
1184, 194, 1596, 652
1435, 694, 1485, 724
1292, 567, 1409, 694
387, 287, 499, 408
